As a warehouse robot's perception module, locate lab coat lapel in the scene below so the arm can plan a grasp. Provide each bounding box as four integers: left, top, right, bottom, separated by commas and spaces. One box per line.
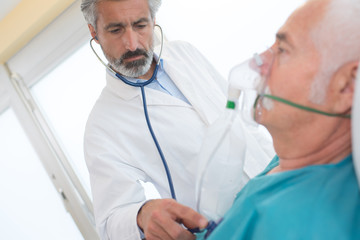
106, 70, 191, 106
106, 72, 141, 100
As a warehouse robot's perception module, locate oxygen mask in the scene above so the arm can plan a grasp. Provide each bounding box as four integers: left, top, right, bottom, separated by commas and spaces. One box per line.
228, 49, 274, 124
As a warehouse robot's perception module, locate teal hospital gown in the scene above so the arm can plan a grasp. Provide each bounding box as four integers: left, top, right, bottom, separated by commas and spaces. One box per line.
201, 154, 360, 240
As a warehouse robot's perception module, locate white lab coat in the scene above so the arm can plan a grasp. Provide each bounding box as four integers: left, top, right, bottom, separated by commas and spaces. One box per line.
84, 41, 274, 240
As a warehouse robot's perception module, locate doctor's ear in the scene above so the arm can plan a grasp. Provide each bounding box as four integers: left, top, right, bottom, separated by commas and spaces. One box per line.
88, 24, 99, 43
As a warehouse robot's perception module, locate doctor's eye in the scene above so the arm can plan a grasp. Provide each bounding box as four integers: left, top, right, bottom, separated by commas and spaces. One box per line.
136, 24, 146, 28
134, 24, 147, 31
109, 27, 124, 34
110, 29, 119, 34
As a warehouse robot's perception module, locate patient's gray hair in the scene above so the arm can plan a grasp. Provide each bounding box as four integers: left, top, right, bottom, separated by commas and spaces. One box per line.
81, 0, 162, 30
310, 0, 360, 104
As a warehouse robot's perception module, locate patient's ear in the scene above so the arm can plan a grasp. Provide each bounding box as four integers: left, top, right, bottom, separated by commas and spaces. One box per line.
331, 61, 357, 113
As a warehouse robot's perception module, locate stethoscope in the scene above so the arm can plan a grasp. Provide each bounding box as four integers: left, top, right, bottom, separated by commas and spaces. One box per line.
90, 24, 176, 200
90, 24, 217, 237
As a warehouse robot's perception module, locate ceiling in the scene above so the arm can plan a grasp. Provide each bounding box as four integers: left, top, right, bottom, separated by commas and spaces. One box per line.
0, 0, 22, 21
0, 0, 76, 64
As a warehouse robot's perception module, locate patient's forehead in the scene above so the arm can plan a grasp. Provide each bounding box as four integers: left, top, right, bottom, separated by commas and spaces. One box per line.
276, 0, 328, 51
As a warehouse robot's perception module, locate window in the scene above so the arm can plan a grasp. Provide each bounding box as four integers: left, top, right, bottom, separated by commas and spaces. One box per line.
31, 42, 105, 197
0, 108, 83, 240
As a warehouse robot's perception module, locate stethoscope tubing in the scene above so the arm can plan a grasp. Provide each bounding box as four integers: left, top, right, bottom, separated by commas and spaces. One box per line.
140, 85, 177, 199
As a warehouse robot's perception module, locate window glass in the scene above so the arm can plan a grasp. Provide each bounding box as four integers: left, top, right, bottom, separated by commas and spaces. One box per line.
31, 42, 105, 197
0, 108, 83, 239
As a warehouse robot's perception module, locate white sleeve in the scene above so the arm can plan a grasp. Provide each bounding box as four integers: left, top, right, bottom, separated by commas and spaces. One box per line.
84, 123, 148, 240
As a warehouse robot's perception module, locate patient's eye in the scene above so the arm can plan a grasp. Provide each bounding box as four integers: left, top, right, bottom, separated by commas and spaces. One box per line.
276, 46, 286, 55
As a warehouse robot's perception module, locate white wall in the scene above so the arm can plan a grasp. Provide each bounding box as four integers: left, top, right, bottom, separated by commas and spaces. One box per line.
157, 0, 305, 78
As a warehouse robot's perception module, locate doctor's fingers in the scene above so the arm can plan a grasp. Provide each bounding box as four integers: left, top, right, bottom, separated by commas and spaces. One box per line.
143, 222, 174, 240
146, 202, 195, 239
140, 199, 205, 225
144, 219, 195, 240
152, 201, 206, 239
141, 199, 200, 239
166, 202, 208, 231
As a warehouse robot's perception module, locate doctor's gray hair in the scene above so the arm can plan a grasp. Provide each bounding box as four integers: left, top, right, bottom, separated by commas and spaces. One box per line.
309, 0, 360, 104
81, 0, 162, 30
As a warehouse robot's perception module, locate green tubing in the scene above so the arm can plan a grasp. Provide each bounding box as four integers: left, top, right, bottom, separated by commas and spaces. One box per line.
253, 94, 351, 119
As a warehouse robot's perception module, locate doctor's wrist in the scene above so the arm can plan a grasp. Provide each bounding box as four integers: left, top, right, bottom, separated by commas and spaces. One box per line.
137, 199, 153, 231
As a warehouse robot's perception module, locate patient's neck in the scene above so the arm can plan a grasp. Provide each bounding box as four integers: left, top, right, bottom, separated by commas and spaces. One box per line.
268, 121, 352, 174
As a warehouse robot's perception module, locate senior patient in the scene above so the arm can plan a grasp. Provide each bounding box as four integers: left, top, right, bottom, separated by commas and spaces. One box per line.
202, 0, 360, 239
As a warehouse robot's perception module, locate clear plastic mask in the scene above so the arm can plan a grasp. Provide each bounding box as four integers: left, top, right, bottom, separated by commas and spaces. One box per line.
228, 49, 274, 124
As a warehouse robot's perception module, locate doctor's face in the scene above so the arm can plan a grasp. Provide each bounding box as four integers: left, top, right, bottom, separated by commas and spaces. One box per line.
90, 0, 155, 78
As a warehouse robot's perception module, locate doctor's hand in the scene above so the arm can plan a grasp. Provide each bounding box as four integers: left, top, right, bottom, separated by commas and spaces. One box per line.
137, 199, 208, 240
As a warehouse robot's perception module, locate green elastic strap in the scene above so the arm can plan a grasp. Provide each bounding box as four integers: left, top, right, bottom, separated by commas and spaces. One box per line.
253, 94, 351, 119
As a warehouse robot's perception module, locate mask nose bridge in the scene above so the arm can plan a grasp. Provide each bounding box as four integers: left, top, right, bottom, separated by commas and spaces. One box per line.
254, 53, 264, 67
251, 49, 274, 77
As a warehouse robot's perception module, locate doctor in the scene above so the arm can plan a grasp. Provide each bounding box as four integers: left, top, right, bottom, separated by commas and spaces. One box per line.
81, 0, 228, 239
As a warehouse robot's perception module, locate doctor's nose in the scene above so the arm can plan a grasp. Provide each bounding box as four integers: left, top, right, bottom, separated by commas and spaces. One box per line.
123, 29, 139, 52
